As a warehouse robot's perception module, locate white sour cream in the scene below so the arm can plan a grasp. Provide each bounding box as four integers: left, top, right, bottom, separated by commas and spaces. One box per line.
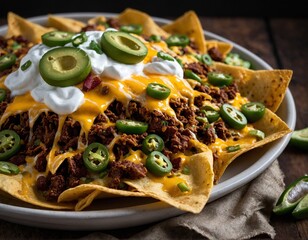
4, 30, 184, 115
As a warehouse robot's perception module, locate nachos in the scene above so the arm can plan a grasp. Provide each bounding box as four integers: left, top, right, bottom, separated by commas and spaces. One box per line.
0, 9, 292, 213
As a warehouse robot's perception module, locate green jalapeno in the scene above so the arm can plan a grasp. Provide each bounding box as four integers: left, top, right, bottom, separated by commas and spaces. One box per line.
21, 60, 32, 71
207, 72, 233, 86
177, 182, 190, 192
101, 31, 148, 64
0, 88, 7, 102
149, 35, 161, 42
273, 175, 308, 218
88, 40, 103, 54
201, 54, 213, 66
116, 119, 148, 134
120, 24, 143, 35
292, 194, 308, 219
220, 104, 247, 130
157, 51, 174, 61
184, 69, 201, 83
249, 129, 265, 140
0, 129, 21, 161
142, 134, 164, 154
201, 106, 220, 123
240, 102, 265, 123
0, 161, 20, 175
165, 34, 190, 47
226, 145, 241, 152
41, 30, 75, 47
39, 47, 91, 87
146, 83, 171, 100
83, 142, 109, 172
146, 151, 173, 177
72, 32, 88, 47
289, 127, 308, 151
224, 53, 251, 69
0, 53, 16, 72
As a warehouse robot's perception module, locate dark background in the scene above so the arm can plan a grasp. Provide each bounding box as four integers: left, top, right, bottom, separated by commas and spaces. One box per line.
1, 0, 308, 18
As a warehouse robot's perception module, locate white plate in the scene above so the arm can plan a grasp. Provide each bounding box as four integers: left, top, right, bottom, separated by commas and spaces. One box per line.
0, 12, 296, 230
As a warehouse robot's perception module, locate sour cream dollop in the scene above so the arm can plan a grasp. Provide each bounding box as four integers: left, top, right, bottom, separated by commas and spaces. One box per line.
4, 30, 184, 115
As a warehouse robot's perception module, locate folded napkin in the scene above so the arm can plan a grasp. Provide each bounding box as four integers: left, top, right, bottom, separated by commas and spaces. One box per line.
0, 160, 285, 240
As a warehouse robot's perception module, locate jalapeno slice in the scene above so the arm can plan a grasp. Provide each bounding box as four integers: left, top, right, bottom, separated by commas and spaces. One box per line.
0, 88, 7, 102
240, 102, 265, 123
116, 119, 148, 134
224, 53, 251, 69
157, 51, 174, 61
0, 53, 16, 72
201, 54, 213, 66
146, 83, 171, 100
142, 134, 164, 154
207, 72, 233, 86
201, 106, 220, 123
165, 34, 190, 47
0, 161, 20, 175
72, 32, 88, 47
292, 194, 308, 219
100, 31, 148, 64
41, 30, 75, 47
249, 129, 265, 140
83, 142, 109, 172
39, 47, 91, 87
273, 175, 308, 216
146, 151, 172, 177
289, 127, 308, 151
21, 60, 32, 71
184, 69, 201, 83
0, 130, 21, 161
220, 104, 247, 130
120, 24, 143, 35
149, 35, 161, 42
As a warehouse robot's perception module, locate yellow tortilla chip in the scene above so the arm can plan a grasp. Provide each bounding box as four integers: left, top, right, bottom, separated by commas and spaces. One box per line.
0, 174, 73, 210
117, 8, 169, 38
162, 10, 206, 53
47, 15, 86, 33
206, 40, 233, 58
6, 12, 55, 43
212, 109, 291, 183
125, 151, 214, 214
213, 62, 293, 112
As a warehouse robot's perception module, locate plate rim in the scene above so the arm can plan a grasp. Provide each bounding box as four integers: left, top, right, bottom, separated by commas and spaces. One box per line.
0, 12, 296, 230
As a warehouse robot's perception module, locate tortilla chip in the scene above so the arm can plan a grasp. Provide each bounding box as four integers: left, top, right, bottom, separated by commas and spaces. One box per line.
206, 40, 233, 58
58, 181, 146, 211
6, 12, 55, 43
117, 8, 169, 38
47, 15, 86, 33
125, 150, 214, 214
212, 109, 291, 183
0, 174, 73, 210
213, 62, 293, 112
162, 10, 206, 53
87, 16, 107, 25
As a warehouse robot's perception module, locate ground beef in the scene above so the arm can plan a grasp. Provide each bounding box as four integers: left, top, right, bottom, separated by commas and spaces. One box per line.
197, 125, 216, 145
9, 154, 26, 166
113, 133, 147, 160
171, 157, 182, 172
34, 145, 48, 172
184, 62, 209, 77
127, 100, 149, 122
208, 47, 223, 62
166, 129, 192, 153
57, 117, 81, 151
214, 120, 231, 140
88, 125, 116, 145
108, 160, 147, 189
104, 100, 126, 122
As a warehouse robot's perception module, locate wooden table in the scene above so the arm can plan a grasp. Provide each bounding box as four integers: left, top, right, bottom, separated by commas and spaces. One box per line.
0, 16, 307, 239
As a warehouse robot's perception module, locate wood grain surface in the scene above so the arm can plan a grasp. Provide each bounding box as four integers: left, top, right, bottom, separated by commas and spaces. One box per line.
0, 16, 307, 240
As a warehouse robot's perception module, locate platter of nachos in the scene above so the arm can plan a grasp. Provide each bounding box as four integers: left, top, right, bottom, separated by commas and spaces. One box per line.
0, 9, 295, 230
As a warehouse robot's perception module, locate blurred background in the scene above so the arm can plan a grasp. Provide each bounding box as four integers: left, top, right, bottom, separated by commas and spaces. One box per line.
1, 0, 307, 18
